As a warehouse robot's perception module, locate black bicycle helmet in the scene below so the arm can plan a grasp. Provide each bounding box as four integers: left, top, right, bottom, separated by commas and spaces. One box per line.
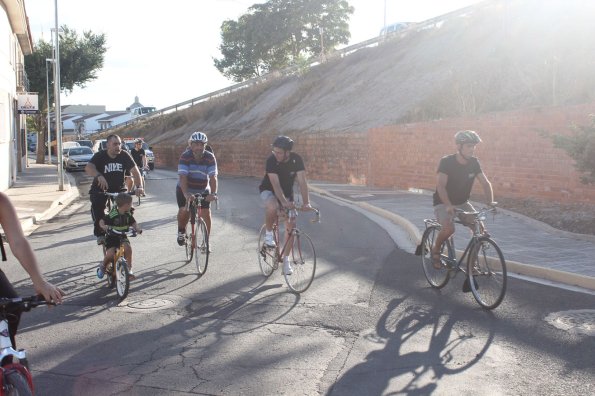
272, 135, 294, 151
454, 130, 482, 145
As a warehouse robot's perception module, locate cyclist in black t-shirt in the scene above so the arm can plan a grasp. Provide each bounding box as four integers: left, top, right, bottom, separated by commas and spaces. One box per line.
431, 130, 496, 269
85, 134, 144, 244
125, 138, 148, 193
258, 136, 312, 275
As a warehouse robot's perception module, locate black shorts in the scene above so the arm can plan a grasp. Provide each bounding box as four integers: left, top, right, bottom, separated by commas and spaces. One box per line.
176, 186, 210, 209
105, 235, 129, 250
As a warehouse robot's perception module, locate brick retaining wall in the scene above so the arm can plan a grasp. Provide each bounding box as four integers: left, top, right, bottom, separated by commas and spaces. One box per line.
152, 103, 595, 204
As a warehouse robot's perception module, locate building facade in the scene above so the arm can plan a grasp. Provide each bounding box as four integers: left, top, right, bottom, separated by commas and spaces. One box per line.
0, 0, 33, 191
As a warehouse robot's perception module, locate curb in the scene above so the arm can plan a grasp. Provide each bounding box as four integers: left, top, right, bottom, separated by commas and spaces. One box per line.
21, 173, 80, 236
310, 185, 595, 292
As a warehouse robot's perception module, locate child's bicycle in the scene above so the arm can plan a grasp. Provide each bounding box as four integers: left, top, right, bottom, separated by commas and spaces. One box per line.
183, 194, 210, 277
99, 226, 140, 301
0, 295, 54, 396
416, 205, 507, 310
257, 207, 320, 293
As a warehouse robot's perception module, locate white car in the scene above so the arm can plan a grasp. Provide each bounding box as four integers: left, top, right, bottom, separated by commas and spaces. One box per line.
62, 141, 81, 150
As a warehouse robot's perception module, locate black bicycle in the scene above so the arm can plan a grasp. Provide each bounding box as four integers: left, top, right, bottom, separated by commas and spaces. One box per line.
417, 206, 507, 310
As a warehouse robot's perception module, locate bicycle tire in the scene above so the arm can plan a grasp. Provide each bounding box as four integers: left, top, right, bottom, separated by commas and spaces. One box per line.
4, 369, 33, 396
284, 231, 316, 293
420, 225, 451, 289
257, 224, 276, 277
467, 236, 507, 310
185, 227, 193, 263
115, 257, 130, 300
194, 220, 209, 276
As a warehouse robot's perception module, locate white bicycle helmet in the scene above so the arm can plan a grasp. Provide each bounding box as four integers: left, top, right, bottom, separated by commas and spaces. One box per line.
189, 131, 208, 143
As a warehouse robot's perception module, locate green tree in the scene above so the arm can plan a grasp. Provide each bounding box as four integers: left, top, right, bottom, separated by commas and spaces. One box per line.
214, 0, 353, 82
25, 26, 107, 164
553, 118, 595, 184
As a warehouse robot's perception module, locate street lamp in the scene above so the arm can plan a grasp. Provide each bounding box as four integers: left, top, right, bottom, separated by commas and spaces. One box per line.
54, 0, 64, 191
45, 58, 54, 165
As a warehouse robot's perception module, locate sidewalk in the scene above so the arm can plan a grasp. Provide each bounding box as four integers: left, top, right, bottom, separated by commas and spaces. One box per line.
3, 166, 594, 292
3, 162, 77, 236
310, 182, 595, 292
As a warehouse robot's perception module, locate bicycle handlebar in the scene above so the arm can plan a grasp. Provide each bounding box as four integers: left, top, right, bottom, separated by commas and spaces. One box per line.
0, 295, 56, 312
286, 206, 321, 223
106, 227, 141, 237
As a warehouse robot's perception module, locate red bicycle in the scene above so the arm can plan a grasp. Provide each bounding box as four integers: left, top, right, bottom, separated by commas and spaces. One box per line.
183, 194, 210, 277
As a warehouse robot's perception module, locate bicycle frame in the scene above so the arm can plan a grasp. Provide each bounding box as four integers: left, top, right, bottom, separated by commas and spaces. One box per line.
423, 209, 490, 274
261, 208, 320, 264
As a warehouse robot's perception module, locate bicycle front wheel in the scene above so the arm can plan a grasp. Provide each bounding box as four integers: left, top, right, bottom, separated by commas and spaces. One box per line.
420, 225, 451, 289
115, 257, 130, 300
284, 231, 316, 293
257, 225, 277, 277
4, 370, 32, 396
467, 237, 507, 310
194, 220, 209, 276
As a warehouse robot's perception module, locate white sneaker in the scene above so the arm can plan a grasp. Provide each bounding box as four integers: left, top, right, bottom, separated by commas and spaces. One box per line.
283, 258, 293, 275
264, 232, 276, 248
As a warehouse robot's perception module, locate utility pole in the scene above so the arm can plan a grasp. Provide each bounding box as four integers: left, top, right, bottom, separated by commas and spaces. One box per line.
54, 0, 64, 191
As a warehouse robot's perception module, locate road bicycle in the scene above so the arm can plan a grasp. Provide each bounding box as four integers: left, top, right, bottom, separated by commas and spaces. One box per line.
416, 206, 507, 310
0, 295, 54, 396
98, 226, 139, 301
183, 193, 210, 277
257, 207, 320, 293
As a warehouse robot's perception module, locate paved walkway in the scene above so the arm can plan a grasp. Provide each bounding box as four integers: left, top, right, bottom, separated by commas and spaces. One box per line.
3, 164, 594, 291
310, 182, 595, 291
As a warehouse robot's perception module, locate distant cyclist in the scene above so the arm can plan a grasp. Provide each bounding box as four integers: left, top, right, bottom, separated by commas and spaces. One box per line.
431, 130, 496, 269
125, 138, 148, 194
259, 136, 312, 275
176, 131, 218, 247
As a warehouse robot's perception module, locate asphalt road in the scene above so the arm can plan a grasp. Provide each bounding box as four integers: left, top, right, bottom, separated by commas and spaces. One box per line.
4, 169, 594, 395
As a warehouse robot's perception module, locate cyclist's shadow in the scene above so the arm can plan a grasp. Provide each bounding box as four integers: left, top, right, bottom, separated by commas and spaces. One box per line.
329, 297, 495, 395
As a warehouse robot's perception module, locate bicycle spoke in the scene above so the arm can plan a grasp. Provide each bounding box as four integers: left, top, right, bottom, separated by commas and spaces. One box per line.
420, 226, 450, 289
468, 238, 507, 309
284, 232, 316, 293
258, 225, 276, 277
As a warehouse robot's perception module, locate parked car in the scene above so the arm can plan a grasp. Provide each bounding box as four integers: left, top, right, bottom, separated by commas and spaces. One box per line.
63, 146, 94, 172
62, 141, 81, 150
75, 139, 93, 149
92, 139, 107, 153
124, 139, 155, 170
28, 142, 36, 152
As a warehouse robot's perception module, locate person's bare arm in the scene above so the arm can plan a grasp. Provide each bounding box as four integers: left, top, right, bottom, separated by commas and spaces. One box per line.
436, 172, 453, 212
0, 193, 64, 303
85, 162, 107, 190
296, 170, 311, 208
268, 173, 291, 208
476, 172, 495, 205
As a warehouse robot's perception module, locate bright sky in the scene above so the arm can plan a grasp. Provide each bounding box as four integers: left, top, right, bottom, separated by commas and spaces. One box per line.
25, 0, 483, 111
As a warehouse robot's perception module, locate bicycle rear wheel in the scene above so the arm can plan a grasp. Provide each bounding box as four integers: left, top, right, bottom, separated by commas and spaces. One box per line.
115, 257, 130, 300
420, 225, 451, 289
185, 227, 193, 263
467, 237, 507, 310
257, 225, 277, 277
194, 220, 209, 276
284, 231, 316, 293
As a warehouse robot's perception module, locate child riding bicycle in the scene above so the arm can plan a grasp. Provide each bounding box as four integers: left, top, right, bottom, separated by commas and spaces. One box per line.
97, 193, 142, 280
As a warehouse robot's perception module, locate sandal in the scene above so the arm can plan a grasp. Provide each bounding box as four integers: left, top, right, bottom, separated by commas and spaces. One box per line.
431, 252, 443, 270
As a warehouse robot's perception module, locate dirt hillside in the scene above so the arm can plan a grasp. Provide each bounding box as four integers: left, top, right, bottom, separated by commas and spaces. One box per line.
112, 0, 595, 235
120, 0, 595, 145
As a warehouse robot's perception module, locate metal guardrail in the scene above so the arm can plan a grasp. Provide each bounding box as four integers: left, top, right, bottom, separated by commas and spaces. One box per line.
105, 0, 492, 132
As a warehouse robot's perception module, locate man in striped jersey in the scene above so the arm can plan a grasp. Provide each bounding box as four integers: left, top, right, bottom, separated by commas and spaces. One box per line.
176, 131, 218, 246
